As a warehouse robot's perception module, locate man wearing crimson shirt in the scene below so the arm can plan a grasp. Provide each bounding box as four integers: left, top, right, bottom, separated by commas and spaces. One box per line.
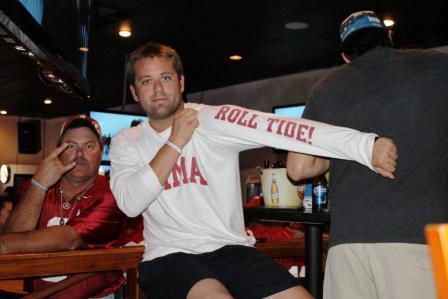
0, 115, 127, 298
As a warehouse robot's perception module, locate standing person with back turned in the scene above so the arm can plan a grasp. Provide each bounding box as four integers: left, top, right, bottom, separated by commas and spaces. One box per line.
287, 10, 448, 299
109, 42, 397, 299
0, 115, 127, 299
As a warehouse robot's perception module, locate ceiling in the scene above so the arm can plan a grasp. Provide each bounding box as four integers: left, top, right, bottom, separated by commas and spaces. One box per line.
1, 0, 448, 118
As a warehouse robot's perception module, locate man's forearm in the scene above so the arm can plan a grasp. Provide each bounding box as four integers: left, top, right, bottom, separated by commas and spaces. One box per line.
110, 135, 164, 218
5, 185, 47, 233
150, 142, 185, 185
287, 152, 330, 181
0, 226, 83, 255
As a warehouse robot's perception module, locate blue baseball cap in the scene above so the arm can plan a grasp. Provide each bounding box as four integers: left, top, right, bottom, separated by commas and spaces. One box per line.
340, 11, 385, 44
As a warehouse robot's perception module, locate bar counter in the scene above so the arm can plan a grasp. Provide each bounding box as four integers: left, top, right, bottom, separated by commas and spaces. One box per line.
0, 246, 145, 298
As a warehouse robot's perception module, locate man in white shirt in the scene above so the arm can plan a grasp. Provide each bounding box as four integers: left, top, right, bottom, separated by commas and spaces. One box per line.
110, 42, 397, 299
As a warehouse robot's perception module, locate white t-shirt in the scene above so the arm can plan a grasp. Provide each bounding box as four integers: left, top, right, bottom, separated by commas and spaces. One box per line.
110, 103, 376, 261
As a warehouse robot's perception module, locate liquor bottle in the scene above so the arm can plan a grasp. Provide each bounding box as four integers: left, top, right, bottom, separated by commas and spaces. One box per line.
263, 160, 271, 169
271, 173, 279, 206
272, 160, 285, 168
312, 174, 328, 212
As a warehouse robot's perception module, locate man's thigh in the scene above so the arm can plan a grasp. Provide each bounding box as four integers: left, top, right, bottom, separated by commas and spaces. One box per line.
372, 243, 436, 299
324, 244, 377, 299
209, 245, 299, 299
138, 252, 218, 299
138, 246, 299, 299
324, 243, 436, 299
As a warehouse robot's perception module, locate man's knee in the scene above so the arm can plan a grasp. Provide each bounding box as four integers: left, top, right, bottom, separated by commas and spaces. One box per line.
265, 285, 313, 299
187, 278, 233, 299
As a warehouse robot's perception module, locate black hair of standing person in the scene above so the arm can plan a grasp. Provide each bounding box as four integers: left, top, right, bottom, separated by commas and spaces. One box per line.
342, 28, 393, 61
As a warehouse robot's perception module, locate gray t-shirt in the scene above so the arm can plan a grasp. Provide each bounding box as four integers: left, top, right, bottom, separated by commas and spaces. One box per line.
304, 47, 448, 247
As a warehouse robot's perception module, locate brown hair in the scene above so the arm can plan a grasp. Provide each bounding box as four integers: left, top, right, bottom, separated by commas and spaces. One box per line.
126, 42, 184, 85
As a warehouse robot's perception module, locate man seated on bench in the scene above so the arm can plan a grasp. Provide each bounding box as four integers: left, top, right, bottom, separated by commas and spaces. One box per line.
0, 115, 128, 299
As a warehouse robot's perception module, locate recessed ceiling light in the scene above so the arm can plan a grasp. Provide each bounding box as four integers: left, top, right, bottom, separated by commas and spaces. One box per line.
383, 19, 395, 27
79, 47, 89, 52
3, 37, 15, 44
0, 110, 7, 115
229, 55, 242, 61
43, 98, 52, 104
119, 30, 132, 37
14, 45, 26, 51
285, 22, 309, 30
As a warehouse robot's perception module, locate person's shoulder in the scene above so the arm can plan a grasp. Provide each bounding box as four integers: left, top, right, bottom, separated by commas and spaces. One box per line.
185, 102, 206, 111
186, 102, 221, 118
113, 121, 148, 142
317, 65, 345, 82
393, 47, 448, 61
89, 175, 119, 205
92, 175, 112, 193
387, 48, 448, 74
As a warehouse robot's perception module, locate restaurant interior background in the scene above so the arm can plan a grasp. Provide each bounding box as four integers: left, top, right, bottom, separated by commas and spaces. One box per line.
1, 0, 447, 196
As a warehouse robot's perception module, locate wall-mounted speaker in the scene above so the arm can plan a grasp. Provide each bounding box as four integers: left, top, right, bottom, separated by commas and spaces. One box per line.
17, 120, 41, 154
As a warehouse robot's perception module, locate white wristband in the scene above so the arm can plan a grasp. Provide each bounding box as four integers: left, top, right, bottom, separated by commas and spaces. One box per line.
30, 178, 48, 192
165, 140, 182, 155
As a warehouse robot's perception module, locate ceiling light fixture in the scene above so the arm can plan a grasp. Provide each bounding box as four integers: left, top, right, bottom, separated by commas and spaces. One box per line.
3, 37, 16, 44
37, 67, 74, 95
43, 98, 52, 104
0, 110, 7, 115
14, 45, 26, 51
119, 30, 132, 37
79, 47, 89, 52
118, 21, 132, 38
383, 19, 395, 27
285, 21, 309, 30
229, 55, 242, 61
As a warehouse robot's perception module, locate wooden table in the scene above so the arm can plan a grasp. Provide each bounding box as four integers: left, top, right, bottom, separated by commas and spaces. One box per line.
0, 246, 145, 298
244, 206, 330, 299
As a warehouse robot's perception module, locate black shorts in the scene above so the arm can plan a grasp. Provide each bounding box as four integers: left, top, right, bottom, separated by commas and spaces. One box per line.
138, 245, 298, 299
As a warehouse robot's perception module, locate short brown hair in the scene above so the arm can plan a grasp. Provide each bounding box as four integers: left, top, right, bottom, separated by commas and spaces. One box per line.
126, 42, 184, 85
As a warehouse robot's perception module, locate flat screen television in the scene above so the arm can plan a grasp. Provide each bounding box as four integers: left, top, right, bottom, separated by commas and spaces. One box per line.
98, 164, 110, 177
272, 104, 306, 153
89, 111, 148, 164
272, 103, 306, 119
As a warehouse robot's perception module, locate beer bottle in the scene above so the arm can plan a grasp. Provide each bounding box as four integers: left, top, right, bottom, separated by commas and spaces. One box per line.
312, 174, 328, 212
271, 173, 279, 206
